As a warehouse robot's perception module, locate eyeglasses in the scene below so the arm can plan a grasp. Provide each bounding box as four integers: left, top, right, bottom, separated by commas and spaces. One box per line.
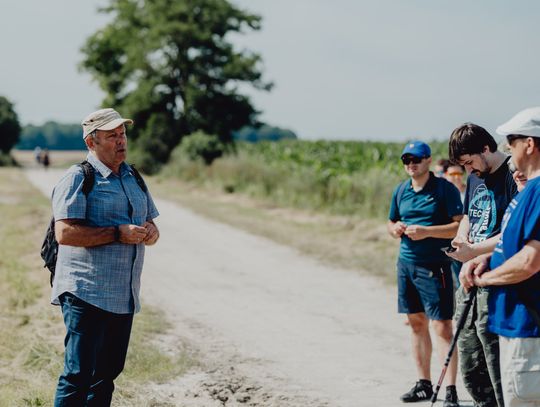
447, 171, 463, 177
506, 134, 527, 145
401, 155, 424, 165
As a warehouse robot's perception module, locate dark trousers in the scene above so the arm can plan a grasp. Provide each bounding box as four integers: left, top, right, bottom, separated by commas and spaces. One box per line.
54, 293, 134, 407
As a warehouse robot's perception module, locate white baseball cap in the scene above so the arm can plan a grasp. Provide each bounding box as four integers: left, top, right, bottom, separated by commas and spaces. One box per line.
81, 108, 133, 138
496, 107, 540, 138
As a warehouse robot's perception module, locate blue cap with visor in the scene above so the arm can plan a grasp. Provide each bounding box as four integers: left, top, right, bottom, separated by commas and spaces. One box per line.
401, 140, 431, 158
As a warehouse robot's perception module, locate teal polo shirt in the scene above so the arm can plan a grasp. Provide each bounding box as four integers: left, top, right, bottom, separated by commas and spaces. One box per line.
389, 173, 463, 264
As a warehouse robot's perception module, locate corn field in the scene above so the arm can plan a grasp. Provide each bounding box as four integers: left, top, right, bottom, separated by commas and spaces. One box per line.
164, 139, 449, 218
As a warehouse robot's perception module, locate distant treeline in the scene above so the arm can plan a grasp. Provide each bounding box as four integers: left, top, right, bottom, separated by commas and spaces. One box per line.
17, 122, 85, 150
233, 125, 297, 142
16, 122, 297, 150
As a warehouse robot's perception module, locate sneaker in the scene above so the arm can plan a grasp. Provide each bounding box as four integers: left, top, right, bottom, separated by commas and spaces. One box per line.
443, 385, 459, 407
400, 380, 433, 403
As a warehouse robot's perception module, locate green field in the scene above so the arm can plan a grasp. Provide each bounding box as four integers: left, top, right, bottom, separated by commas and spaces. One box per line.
163, 139, 449, 219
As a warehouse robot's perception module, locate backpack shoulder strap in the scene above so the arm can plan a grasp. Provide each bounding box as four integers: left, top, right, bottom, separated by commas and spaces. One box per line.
129, 164, 148, 192
79, 160, 95, 196
396, 179, 410, 213
435, 176, 449, 217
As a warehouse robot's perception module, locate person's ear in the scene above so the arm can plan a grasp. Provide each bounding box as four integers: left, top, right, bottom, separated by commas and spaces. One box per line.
526, 137, 536, 155
85, 136, 94, 150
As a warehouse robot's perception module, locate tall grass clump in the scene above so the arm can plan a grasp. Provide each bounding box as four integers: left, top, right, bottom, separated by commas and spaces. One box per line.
0, 152, 17, 166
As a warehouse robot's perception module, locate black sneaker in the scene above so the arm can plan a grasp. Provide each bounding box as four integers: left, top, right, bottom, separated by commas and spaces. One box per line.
443, 385, 459, 407
400, 380, 433, 403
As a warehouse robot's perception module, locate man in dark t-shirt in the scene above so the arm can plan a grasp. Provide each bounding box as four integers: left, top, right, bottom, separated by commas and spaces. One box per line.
388, 141, 463, 406
463, 107, 540, 406
447, 123, 518, 407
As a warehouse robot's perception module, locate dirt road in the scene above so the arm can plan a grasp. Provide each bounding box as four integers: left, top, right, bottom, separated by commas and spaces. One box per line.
26, 168, 469, 407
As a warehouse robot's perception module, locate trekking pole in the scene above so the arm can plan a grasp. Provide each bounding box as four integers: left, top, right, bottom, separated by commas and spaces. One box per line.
430, 286, 477, 406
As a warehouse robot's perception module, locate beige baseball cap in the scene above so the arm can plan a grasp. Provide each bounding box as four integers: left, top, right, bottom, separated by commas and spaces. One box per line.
81, 108, 133, 138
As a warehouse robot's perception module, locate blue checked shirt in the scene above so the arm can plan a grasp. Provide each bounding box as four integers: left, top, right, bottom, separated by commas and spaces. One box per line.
51, 153, 159, 314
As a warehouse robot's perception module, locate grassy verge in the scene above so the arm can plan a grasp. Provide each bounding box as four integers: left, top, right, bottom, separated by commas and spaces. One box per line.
162, 147, 405, 219
0, 168, 195, 407
148, 175, 400, 283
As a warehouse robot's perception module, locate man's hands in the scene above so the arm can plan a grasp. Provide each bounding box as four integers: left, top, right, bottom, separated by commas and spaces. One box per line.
142, 221, 159, 245
459, 253, 491, 291
390, 221, 408, 239
118, 222, 160, 245
388, 222, 431, 241
118, 224, 147, 244
403, 224, 429, 241
446, 237, 476, 262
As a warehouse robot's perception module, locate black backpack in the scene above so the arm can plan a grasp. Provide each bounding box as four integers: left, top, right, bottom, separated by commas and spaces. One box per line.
40, 160, 147, 286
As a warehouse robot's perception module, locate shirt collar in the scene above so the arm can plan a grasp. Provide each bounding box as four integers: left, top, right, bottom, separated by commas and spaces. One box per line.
408, 171, 435, 192
424, 171, 437, 190
86, 152, 128, 178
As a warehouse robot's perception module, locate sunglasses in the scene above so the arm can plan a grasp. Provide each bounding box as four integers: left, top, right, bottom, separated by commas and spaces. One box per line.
447, 171, 463, 177
401, 155, 424, 165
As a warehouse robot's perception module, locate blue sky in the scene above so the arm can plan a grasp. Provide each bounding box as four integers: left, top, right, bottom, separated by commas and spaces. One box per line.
1, 1, 539, 141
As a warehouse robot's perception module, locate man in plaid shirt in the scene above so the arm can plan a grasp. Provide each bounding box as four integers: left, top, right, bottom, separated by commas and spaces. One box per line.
51, 108, 160, 406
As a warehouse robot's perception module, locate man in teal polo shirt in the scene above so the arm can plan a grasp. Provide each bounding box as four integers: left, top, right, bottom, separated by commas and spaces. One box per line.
388, 141, 463, 406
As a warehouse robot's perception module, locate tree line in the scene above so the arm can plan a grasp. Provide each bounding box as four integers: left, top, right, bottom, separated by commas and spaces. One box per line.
14, 122, 296, 151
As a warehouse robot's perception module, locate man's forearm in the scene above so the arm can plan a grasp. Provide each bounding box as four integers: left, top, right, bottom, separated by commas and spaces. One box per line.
425, 221, 460, 239
472, 234, 501, 256
479, 242, 540, 286
455, 215, 470, 241
56, 222, 116, 247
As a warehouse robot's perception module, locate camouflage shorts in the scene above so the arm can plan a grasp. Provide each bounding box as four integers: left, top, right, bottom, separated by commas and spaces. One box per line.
455, 286, 505, 407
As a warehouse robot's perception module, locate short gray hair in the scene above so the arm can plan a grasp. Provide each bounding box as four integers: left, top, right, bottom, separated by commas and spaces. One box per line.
84, 130, 98, 150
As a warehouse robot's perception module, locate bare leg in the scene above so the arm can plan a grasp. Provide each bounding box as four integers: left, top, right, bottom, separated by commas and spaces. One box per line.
432, 319, 457, 386
407, 312, 431, 380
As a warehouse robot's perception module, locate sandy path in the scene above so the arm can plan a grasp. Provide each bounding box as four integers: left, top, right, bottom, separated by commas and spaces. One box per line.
26, 168, 470, 407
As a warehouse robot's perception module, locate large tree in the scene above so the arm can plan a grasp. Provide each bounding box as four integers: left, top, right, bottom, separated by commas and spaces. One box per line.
80, 0, 272, 171
0, 96, 21, 154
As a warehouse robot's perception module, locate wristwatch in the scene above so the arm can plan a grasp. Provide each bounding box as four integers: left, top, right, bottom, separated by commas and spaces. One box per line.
114, 225, 121, 242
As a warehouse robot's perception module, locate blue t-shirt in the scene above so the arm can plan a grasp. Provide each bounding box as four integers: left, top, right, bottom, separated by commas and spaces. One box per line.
488, 176, 540, 338
463, 157, 517, 243
389, 173, 463, 263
